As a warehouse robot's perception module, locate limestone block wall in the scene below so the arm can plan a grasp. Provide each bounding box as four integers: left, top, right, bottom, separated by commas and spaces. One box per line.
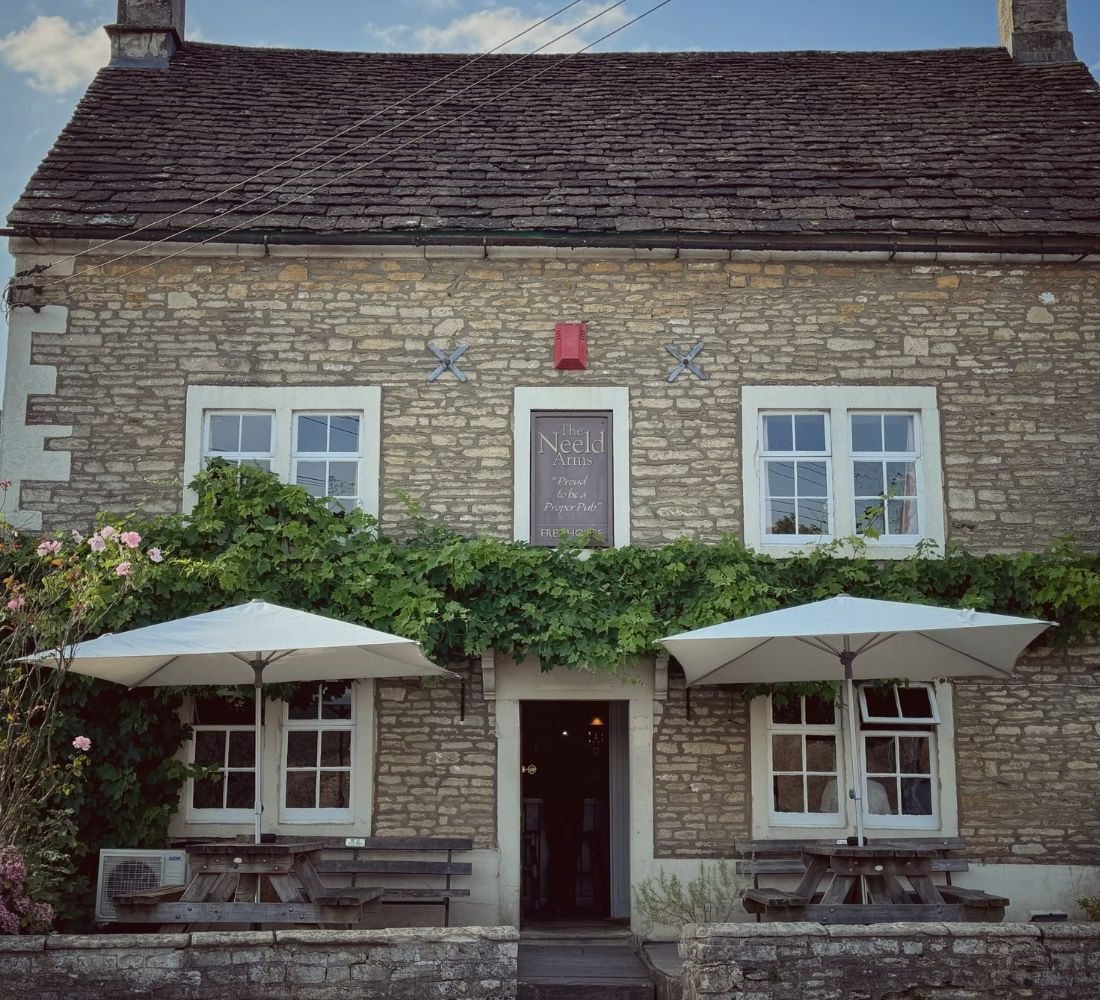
680, 922, 1100, 1000
373, 658, 497, 847
0, 926, 519, 1000
654, 672, 750, 857
9, 246, 1099, 553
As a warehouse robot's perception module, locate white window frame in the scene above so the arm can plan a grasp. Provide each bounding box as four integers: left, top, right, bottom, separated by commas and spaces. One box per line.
765, 695, 845, 827
280, 683, 356, 824
760, 411, 834, 542
860, 728, 939, 831
203, 411, 276, 470
183, 386, 381, 516
185, 706, 256, 824
749, 682, 958, 839
741, 386, 944, 559
513, 387, 631, 546
291, 412, 365, 511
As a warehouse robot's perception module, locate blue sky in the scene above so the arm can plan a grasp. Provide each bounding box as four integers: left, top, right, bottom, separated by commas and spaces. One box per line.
2, 0, 1099, 376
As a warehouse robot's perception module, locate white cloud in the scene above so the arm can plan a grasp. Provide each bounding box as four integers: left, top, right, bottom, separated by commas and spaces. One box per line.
0, 15, 109, 93
370, 3, 633, 54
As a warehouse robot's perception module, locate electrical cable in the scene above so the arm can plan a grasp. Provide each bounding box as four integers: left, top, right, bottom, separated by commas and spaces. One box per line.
27, 0, 593, 279
37, 0, 635, 291
43, 0, 674, 302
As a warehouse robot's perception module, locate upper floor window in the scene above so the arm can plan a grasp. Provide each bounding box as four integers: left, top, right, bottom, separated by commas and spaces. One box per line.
742, 386, 944, 558
184, 386, 381, 517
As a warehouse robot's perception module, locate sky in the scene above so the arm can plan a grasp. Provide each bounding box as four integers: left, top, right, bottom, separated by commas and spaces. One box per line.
1, 0, 1099, 382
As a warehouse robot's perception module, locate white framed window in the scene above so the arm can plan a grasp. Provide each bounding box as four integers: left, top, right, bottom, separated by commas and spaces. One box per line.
749, 682, 957, 838
183, 386, 381, 517
281, 683, 354, 823
187, 696, 256, 823
742, 386, 944, 558
513, 387, 631, 547
766, 694, 844, 826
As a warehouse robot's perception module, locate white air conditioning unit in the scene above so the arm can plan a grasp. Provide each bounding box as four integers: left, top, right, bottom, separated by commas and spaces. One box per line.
96, 849, 188, 922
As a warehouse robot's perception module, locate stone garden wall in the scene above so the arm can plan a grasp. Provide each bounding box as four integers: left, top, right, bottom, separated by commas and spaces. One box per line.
0, 926, 518, 1000
680, 922, 1100, 1000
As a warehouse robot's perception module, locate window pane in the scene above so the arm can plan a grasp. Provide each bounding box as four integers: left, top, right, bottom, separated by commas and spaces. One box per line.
194, 731, 226, 766
296, 414, 328, 452
285, 771, 316, 809
328, 462, 357, 497
192, 774, 224, 809
227, 730, 255, 768
319, 771, 351, 809
771, 699, 801, 725
330, 415, 360, 452
886, 462, 917, 496
888, 499, 919, 535
772, 734, 802, 771
883, 414, 915, 452
899, 736, 931, 773
240, 458, 271, 471
208, 414, 240, 454
321, 730, 352, 767
901, 777, 933, 815
869, 778, 897, 815
804, 696, 835, 725
853, 461, 884, 497
766, 461, 795, 496
321, 687, 352, 720
288, 687, 321, 720
797, 461, 827, 498
226, 771, 255, 809
794, 414, 826, 452
240, 414, 272, 453
865, 735, 897, 772
805, 735, 836, 771
806, 775, 833, 813
797, 499, 828, 535
194, 697, 253, 725
855, 501, 885, 535
850, 414, 882, 452
763, 414, 793, 452
897, 686, 933, 719
296, 461, 327, 497
863, 686, 898, 718
773, 775, 804, 812
767, 499, 797, 535
287, 730, 318, 768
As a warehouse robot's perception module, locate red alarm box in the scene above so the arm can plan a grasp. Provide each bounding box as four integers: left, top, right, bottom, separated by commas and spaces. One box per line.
554, 322, 588, 370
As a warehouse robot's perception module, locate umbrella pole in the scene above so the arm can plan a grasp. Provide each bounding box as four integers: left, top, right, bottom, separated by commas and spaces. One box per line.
252, 660, 264, 845
841, 646, 865, 847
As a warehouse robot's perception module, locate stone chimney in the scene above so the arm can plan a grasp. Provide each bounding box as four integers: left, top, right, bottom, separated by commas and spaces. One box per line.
106, 0, 185, 68
998, 0, 1076, 64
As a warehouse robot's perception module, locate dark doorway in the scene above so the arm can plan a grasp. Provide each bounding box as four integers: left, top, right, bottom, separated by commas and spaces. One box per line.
521, 701, 611, 922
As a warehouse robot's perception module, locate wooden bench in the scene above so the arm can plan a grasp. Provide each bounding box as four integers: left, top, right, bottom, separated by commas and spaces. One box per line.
735, 838, 968, 888
939, 885, 1008, 921
313, 836, 473, 927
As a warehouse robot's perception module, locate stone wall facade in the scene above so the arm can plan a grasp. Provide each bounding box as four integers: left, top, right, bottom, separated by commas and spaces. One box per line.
680, 922, 1100, 1000
0, 926, 518, 1000
373, 659, 497, 848
11, 245, 1099, 553
654, 672, 750, 857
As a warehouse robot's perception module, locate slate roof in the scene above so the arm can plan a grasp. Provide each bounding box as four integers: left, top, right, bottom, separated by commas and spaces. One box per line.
9, 42, 1100, 246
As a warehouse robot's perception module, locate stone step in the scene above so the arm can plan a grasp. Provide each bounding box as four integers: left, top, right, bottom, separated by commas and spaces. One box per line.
518, 940, 655, 1000
518, 981, 654, 1000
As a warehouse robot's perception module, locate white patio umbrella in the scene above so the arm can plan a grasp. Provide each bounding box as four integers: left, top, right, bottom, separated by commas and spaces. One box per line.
28, 599, 453, 843
661, 595, 1053, 844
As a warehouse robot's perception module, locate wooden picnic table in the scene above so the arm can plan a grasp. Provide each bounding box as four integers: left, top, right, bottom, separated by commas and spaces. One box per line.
114, 840, 383, 927
743, 844, 1007, 924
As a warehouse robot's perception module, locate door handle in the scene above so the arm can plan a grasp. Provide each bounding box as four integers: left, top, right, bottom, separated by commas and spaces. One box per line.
522, 764, 538, 775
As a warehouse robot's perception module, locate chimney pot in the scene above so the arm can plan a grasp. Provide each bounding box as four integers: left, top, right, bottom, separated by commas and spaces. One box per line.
998, 0, 1076, 64
107, 0, 185, 68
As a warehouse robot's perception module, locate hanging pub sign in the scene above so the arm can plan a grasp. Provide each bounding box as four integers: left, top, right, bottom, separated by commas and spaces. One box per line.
530, 410, 613, 546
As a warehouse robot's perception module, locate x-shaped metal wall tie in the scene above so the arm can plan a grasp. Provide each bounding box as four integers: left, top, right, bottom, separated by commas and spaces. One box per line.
665, 341, 707, 382
427, 342, 469, 382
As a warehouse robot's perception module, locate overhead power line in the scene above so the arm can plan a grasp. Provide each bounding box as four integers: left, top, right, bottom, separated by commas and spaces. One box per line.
27, 0, 594, 281
43, 0, 674, 302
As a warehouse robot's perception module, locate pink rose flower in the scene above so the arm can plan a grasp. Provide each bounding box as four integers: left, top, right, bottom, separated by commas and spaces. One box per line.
36, 540, 62, 557
115, 562, 131, 577
72, 736, 91, 752
6, 595, 25, 611
98, 526, 117, 540
120, 531, 141, 549
0, 480, 11, 490
147, 547, 164, 563
88, 535, 106, 552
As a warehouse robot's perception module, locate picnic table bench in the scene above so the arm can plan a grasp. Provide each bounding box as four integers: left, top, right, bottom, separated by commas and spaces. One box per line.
312, 836, 473, 927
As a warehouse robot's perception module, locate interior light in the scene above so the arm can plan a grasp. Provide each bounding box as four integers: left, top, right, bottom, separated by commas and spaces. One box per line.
589, 715, 605, 727
561, 730, 569, 737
